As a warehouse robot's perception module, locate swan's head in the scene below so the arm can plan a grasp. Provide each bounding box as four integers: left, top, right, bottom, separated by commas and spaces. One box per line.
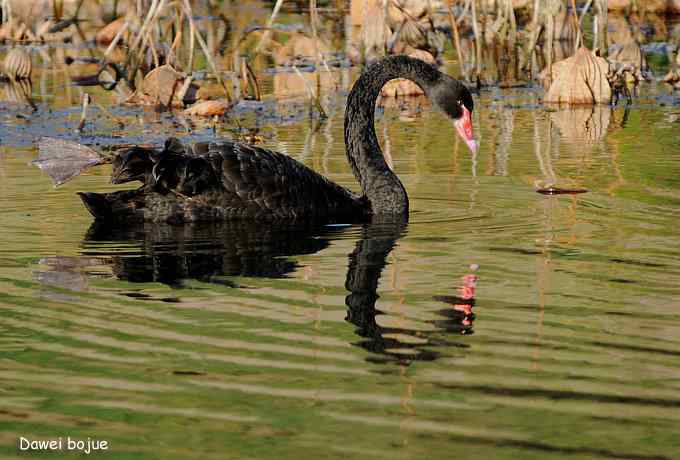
111, 147, 154, 184
431, 76, 477, 153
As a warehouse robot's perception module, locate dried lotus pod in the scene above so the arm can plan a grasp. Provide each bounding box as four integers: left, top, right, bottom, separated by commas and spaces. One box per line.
3, 48, 32, 80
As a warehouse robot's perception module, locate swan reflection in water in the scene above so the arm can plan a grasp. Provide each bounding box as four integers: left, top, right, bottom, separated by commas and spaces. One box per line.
81, 220, 336, 286
345, 219, 477, 363
39, 218, 477, 363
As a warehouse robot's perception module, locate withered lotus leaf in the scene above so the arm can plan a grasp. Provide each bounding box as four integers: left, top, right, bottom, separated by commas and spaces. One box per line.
543, 47, 611, 105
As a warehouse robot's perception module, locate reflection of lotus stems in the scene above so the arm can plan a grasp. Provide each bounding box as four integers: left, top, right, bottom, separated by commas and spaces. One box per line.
533, 253, 549, 371
321, 117, 333, 176
452, 135, 460, 176
495, 109, 513, 176
57, 48, 74, 105
470, 143, 477, 178
382, 123, 393, 171
239, 57, 261, 101
605, 108, 628, 195
533, 112, 556, 186
292, 65, 327, 119
400, 379, 415, 415
300, 117, 314, 164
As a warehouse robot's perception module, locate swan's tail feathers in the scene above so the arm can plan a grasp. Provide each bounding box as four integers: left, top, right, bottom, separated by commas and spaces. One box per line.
34, 138, 108, 187
78, 192, 112, 220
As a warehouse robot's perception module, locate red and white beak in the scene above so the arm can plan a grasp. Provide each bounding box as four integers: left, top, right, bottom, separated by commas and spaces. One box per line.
454, 105, 477, 153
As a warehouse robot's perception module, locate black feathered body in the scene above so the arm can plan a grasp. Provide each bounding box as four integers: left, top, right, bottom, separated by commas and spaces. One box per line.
81, 140, 369, 224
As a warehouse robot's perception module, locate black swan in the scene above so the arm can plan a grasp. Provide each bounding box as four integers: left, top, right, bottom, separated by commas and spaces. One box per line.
75, 56, 476, 223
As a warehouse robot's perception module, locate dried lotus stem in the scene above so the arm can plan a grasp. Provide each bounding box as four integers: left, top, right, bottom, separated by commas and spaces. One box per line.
76, 93, 90, 133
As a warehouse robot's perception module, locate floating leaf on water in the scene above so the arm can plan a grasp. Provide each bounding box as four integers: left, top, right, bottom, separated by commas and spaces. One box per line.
32, 138, 107, 187
172, 370, 206, 376
536, 187, 589, 195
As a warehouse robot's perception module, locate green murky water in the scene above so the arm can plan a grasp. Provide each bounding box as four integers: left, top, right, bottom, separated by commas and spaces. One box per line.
1, 39, 680, 460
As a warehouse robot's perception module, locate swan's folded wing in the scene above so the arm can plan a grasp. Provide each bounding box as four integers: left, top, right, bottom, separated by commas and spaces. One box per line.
205, 141, 363, 219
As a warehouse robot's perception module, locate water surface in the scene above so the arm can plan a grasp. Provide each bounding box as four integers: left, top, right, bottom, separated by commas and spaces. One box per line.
1, 39, 680, 460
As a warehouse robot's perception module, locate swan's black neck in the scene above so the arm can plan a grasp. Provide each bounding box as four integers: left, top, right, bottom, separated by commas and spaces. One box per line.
344, 56, 442, 215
